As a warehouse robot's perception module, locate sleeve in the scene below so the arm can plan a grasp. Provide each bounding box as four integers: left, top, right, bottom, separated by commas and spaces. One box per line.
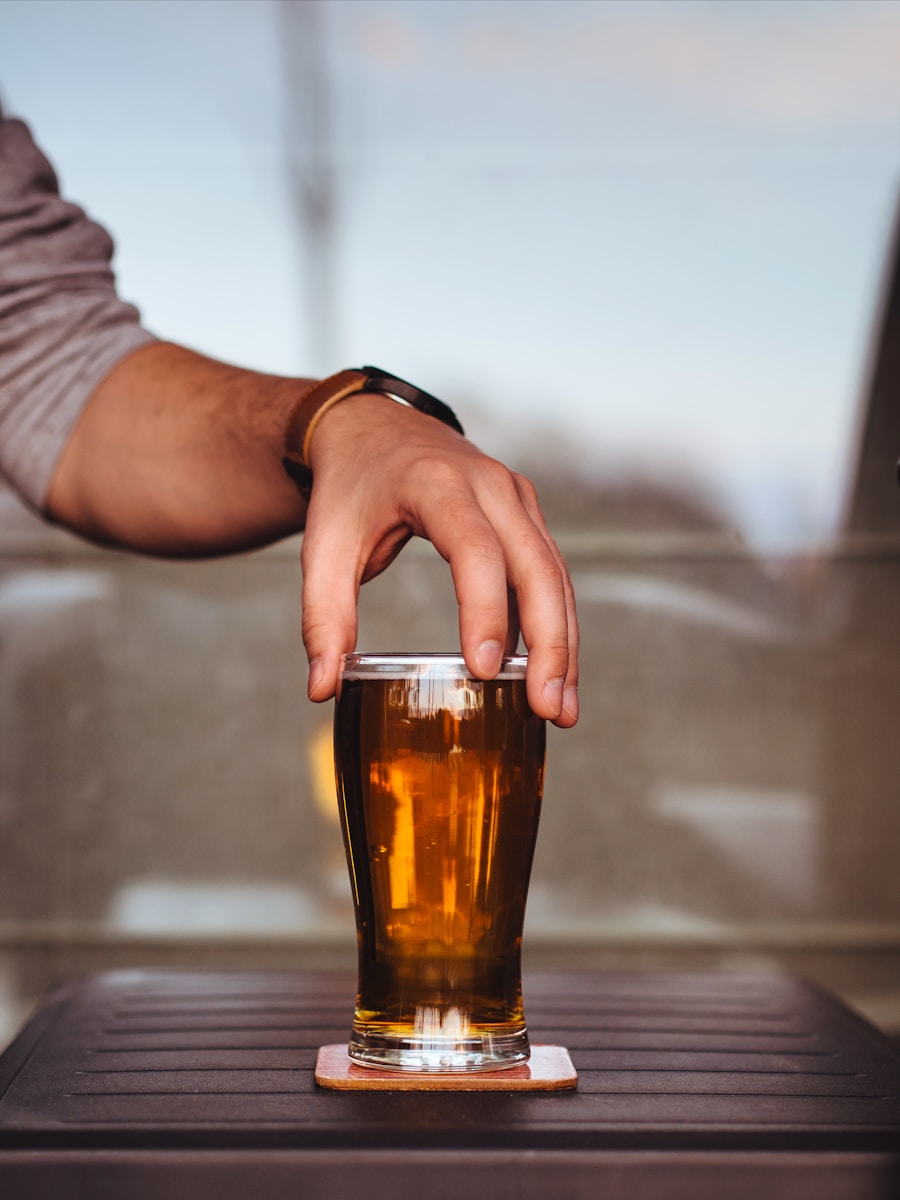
0, 113, 157, 511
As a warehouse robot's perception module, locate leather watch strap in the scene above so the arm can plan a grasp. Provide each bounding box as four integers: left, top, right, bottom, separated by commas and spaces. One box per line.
282, 365, 464, 497
282, 369, 367, 494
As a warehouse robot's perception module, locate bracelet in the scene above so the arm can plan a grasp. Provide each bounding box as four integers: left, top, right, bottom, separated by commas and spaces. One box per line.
282, 365, 465, 497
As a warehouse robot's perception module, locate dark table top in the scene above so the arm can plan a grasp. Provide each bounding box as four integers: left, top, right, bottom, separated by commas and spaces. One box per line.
1, 968, 899, 1198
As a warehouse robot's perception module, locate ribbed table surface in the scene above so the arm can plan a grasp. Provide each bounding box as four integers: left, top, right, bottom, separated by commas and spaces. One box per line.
1, 969, 899, 1197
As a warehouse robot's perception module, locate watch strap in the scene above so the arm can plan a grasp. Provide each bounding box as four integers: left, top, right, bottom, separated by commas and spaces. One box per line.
282, 369, 366, 493
358, 366, 465, 436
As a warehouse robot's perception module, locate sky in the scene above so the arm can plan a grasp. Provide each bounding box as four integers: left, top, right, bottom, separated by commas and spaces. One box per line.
2, 0, 899, 546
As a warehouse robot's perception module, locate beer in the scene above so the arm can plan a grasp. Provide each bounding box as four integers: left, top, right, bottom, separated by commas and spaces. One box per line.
334, 655, 545, 1071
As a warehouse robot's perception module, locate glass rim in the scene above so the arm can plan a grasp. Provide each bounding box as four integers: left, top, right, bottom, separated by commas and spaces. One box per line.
340, 652, 528, 680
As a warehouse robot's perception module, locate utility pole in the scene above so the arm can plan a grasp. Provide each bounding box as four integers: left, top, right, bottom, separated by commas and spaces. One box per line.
278, 0, 339, 375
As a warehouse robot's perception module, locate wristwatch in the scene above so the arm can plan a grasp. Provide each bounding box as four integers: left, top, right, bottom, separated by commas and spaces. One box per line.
282, 365, 465, 497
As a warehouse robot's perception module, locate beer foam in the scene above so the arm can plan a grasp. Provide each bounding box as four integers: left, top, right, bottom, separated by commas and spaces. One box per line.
341, 653, 528, 681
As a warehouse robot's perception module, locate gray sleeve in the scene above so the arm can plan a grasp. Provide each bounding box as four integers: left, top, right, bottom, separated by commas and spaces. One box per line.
0, 113, 158, 511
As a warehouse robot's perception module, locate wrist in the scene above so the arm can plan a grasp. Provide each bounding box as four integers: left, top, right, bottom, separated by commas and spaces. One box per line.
281, 366, 464, 498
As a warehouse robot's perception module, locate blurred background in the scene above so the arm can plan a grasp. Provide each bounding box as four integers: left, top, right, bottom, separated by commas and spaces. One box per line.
1, 0, 899, 1046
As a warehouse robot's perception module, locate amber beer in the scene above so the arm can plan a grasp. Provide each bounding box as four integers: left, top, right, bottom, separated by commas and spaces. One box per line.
334, 654, 545, 1071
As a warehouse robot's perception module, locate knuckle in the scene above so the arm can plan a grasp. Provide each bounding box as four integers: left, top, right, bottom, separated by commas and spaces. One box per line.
529, 550, 565, 588
457, 534, 505, 567
409, 454, 467, 494
536, 631, 571, 660
511, 470, 539, 506
300, 604, 335, 642
482, 458, 522, 500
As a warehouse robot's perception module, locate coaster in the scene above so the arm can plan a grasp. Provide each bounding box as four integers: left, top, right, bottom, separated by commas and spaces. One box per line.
315, 1043, 577, 1091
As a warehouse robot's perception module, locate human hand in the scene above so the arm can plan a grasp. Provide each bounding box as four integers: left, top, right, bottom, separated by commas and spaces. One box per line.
300, 393, 578, 727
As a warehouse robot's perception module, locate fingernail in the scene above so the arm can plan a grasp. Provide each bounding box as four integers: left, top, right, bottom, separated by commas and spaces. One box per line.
308, 656, 325, 698
562, 685, 579, 723
542, 677, 564, 715
475, 640, 503, 676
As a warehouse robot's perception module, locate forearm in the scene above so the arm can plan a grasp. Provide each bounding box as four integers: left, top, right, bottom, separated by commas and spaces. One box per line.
46, 340, 310, 555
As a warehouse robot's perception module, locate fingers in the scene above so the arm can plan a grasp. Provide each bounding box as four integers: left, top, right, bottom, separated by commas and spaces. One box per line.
473, 470, 578, 727
501, 521, 576, 726
419, 462, 578, 727
512, 474, 579, 727
299, 505, 361, 703
416, 482, 514, 679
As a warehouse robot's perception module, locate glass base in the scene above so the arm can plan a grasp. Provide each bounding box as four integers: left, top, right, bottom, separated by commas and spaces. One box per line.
348, 1028, 530, 1073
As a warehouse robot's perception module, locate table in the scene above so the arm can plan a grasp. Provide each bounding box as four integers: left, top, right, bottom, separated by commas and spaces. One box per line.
1, 969, 899, 1198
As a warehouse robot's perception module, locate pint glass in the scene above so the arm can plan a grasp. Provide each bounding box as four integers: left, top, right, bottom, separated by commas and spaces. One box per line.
334, 653, 546, 1071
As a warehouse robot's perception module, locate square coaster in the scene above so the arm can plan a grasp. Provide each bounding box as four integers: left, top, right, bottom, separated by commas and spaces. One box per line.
315, 1043, 577, 1091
